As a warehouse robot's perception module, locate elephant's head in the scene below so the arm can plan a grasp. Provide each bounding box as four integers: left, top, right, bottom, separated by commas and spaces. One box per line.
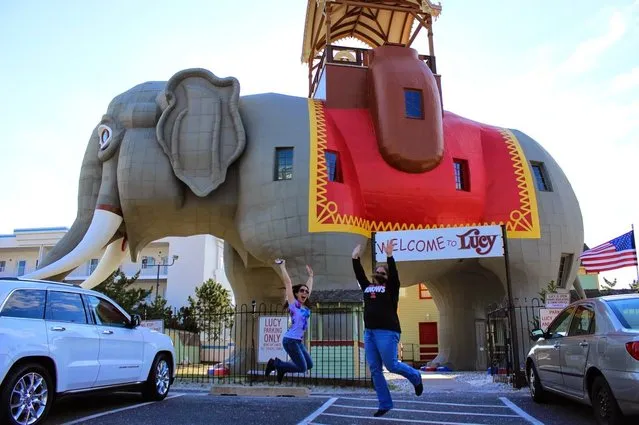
26, 69, 246, 283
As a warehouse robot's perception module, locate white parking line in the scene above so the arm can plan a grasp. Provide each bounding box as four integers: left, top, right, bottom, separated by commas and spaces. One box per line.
60, 393, 185, 425
335, 396, 509, 408
297, 397, 338, 425
320, 413, 489, 424
331, 404, 519, 418
499, 397, 545, 425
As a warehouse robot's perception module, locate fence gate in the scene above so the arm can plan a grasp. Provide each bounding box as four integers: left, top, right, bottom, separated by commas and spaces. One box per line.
485, 297, 543, 388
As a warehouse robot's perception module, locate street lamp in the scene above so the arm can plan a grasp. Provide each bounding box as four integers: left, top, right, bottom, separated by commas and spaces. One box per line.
142, 253, 179, 300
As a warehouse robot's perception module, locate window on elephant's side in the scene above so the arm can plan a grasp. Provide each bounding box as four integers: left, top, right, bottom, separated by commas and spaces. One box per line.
404, 89, 423, 119
325, 150, 343, 183
530, 161, 552, 191
557, 254, 573, 286
453, 159, 470, 191
275, 147, 294, 181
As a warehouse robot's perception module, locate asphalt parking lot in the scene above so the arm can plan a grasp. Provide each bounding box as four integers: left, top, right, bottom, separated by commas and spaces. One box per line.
44, 390, 603, 425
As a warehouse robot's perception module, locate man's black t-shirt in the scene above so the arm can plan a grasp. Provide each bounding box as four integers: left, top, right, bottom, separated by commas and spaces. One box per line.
352, 256, 401, 333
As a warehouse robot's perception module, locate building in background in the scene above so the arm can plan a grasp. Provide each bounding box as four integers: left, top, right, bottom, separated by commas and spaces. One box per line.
396, 283, 440, 368
0, 227, 232, 308
577, 243, 600, 290
577, 265, 600, 290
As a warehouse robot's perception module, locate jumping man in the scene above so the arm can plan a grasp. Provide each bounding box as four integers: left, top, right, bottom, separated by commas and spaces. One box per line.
352, 240, 423, 417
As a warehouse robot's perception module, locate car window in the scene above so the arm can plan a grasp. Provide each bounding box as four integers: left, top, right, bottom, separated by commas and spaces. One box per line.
546, 306, 575, 339
45, 291, 88, 324
568, 305, 595, 336
0, 289, 46, 319
87, 295, 129, 328
606, 298, 639, 330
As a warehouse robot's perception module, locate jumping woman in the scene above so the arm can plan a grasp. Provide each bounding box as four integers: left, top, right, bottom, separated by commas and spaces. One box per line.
265, 258, 314, 383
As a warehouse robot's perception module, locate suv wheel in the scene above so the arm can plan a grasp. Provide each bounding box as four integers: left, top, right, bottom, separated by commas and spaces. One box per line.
142, 354, 171, 401
591, 376, 624, 425
1, 363, 53, 425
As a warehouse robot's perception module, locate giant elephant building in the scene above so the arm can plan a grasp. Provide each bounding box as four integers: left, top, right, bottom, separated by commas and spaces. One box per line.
21, 0, 586, 371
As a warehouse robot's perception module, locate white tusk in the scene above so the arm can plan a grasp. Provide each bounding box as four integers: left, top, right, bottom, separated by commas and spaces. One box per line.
23, 210, 123, 280
80, 237, 129, 289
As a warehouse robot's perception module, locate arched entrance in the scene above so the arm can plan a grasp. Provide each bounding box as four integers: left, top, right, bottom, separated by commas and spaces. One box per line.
373, 225, 513, 371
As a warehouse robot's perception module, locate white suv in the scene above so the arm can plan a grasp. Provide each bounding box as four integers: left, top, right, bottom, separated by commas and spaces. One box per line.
0, 277, 177, 425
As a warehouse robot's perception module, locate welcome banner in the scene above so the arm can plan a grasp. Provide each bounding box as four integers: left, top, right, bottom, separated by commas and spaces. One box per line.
374, 225, 504, 262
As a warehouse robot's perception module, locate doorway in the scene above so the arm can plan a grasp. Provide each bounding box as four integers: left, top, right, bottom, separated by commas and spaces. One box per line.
418, 322, 438, 362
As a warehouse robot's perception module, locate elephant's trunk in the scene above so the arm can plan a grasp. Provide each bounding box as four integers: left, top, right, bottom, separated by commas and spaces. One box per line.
32, 129, 104, 279
368, 45, 444, 173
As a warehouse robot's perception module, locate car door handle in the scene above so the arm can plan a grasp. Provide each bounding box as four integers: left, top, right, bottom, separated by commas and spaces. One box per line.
102, 330, 114, 335
579, 342, 589, 347
50, 326, 66, 332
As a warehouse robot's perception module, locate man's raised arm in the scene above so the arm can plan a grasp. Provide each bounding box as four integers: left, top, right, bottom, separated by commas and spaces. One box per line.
351, 244, 370, 289
385, 240, 400, 288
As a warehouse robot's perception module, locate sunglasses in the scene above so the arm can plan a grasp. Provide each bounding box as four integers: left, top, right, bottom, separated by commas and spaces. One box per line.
298, 288, 309, 294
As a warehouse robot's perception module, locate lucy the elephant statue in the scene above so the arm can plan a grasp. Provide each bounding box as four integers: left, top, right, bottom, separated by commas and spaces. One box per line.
26, 67, 583, 370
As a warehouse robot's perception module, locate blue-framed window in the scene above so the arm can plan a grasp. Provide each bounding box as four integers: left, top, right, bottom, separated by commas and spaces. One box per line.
404, 89, 423, 119
530, 161, 552, 191
142, 256, 156, 269
88, 258, 99, 274
17, 260, 26, 276
275, 147, 294, 181
453, 159, 470, 191
325, 151, 342, 183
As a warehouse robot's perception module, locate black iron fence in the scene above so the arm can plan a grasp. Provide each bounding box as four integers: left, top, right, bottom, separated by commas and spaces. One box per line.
486, 297, 543, 385
141, 303, 371, 387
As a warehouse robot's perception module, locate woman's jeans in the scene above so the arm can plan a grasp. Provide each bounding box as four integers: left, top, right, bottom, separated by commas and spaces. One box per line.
275, 337, 313, 374
365, 329, 422, 409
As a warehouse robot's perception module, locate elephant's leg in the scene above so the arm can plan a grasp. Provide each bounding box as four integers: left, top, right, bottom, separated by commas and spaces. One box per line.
427, 262, 505, 371
223, 242, 284, 307
222, 242, 287, 376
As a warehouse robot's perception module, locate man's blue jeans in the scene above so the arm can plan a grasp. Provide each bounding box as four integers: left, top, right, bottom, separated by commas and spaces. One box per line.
275, 337, 313, 374
365, 329, 422, 409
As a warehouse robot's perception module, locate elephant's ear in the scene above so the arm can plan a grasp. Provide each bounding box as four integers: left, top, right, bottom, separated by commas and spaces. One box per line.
156, 68, 246, 197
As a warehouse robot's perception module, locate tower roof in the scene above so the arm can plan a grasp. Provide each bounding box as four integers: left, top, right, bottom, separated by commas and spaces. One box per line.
301, 0, 443, 63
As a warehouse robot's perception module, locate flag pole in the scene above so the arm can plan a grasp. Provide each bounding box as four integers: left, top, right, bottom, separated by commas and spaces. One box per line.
633, 224, 639, 285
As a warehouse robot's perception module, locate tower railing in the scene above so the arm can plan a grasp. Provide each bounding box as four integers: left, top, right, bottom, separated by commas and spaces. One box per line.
309, 44, 437, 98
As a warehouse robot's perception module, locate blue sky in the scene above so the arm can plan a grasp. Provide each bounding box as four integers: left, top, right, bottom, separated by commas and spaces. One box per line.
0, 0, 637, 286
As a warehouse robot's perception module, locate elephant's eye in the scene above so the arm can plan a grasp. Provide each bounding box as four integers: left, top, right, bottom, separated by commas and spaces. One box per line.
98, 125, 112, 150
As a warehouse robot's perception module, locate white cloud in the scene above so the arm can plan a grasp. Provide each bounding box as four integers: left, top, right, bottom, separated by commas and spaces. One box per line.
557, 10, 626, 75
610, 66, 639, 92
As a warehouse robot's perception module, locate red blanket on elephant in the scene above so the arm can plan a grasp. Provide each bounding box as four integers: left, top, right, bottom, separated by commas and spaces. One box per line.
307, 100, 540, 239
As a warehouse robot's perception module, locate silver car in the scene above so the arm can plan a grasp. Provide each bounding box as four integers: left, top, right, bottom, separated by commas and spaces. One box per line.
526, 294, 639, 425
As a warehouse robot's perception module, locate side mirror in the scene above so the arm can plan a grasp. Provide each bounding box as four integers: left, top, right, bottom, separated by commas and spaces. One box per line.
130, 314, 141, 328
530, 328, 545, 341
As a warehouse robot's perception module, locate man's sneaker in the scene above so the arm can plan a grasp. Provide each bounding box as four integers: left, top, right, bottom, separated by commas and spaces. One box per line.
415, 382, 423, 396
374, 409, 390, 417
265, 358, 276, 376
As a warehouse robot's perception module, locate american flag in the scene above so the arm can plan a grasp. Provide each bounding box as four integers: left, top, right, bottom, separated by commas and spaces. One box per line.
580, 230, 638, 273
